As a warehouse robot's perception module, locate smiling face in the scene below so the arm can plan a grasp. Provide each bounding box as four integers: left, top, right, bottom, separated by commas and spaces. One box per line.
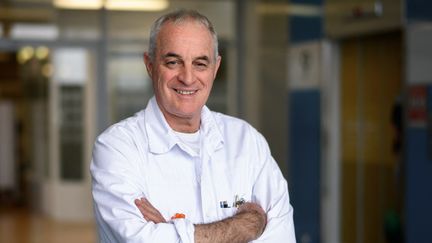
144, 19, 221, 132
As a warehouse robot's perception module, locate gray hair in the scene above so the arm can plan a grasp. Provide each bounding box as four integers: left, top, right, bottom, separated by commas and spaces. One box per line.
148, 9, 219, 61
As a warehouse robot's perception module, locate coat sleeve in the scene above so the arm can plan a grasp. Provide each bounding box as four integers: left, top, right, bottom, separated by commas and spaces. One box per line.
250, 133, 297, 243
90, 130, 194, 243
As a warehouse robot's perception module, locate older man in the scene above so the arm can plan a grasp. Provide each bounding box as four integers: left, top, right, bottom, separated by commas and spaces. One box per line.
91, 9, 296, 243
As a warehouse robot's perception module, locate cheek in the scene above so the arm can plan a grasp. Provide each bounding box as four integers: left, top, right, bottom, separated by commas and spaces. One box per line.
158, 71, 177, 87
198, 73, 215, 87
204, 76, 215, 90
153, 71, 173, 90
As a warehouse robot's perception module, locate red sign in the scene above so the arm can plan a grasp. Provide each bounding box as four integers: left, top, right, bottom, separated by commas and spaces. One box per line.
408, 86, 428, 126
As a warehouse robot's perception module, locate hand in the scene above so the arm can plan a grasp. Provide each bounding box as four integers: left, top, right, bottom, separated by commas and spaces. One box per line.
134, 198, 166, 223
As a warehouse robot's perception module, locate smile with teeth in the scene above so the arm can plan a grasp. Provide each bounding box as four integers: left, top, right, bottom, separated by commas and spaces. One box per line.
175, 89, 197, 95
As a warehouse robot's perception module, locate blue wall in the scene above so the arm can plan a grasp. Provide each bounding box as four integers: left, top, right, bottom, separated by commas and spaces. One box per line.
406, 0, 432, 21
289, 16, 323, 44
288, 0, 323, 44
405, 1, 432, 242
287, 1, 323, 242
405, 85, 432, 243
406, 128, 432, 243
288, 90, 321, 243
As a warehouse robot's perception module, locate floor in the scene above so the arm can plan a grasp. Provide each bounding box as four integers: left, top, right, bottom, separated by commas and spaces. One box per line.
0, 206, 97, 243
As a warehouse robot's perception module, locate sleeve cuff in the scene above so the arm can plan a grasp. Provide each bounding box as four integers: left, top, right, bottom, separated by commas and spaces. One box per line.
173, 218, 195, 243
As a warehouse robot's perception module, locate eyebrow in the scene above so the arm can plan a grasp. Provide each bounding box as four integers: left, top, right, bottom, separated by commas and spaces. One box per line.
163, 52, 181, 59
162, 52, 211, 63
195, 55, 210, 62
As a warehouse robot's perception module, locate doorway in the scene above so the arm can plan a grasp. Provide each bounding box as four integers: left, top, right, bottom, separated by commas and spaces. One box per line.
340, 31, 403, 243
0, 46, 50, 209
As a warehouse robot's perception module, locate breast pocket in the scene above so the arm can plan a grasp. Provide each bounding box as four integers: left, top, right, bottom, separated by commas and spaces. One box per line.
210, 158, 253, 220
218, 206, 237, 218
216, 192, 253, 220
213, 174, 252, 219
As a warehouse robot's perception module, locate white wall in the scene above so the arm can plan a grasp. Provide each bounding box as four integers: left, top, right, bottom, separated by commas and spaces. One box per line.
407, 23, 432, 84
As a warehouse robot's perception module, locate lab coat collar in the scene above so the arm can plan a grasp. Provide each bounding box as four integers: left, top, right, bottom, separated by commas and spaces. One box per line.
144, 97, 224, 155
200, 103, 225, 154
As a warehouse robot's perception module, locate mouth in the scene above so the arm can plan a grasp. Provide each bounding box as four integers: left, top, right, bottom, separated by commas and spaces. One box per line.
174, 89, 197, 95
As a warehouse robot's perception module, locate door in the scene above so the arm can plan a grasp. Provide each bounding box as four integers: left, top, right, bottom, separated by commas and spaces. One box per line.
44, 46, 97, 221
340, 31, 403, 243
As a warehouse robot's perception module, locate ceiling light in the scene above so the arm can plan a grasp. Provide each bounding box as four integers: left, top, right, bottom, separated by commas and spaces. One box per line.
53, 0, 169, 11
105, 0, 169, 11
53, 0, 103, 10
17, 46, 34, 64
36, 46, 50, 60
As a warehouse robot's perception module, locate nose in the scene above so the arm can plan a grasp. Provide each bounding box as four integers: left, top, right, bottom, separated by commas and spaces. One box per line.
178, 64, 194, 85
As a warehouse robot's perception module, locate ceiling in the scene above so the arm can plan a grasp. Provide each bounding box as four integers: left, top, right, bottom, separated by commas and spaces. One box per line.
0, 0, 235, 23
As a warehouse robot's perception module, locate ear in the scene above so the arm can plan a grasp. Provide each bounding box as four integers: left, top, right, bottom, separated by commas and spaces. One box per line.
143, 52, 153, 78
213, 55, 222, 79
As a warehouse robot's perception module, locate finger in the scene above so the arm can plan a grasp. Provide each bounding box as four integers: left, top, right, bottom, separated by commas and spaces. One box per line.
134, 199, 142, 207
135, 198, 166, 223
140, 198, 161, 216
144, 208, 166, 223
140, 198, 166, 219
135, 198, 153, 216
135, 199, 152, 221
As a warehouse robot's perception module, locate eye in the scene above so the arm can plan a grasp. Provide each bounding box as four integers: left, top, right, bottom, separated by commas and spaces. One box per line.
165, 59, 180, 68
194, 61, 208, 70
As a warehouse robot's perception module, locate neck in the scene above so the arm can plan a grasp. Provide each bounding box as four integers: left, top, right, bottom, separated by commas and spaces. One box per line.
168, 118, 200, 133
154, 97, 202, 133
162, 112, 200, 133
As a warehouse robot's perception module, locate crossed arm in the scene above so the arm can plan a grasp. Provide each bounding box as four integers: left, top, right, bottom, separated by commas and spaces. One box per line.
92, 129, 295, 242
134, 198, 267, 243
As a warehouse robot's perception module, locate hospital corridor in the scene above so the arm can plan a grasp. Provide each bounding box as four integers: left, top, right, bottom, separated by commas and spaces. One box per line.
1, 0, 432, 243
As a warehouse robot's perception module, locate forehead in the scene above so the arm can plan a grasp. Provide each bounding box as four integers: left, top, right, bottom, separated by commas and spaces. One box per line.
156, 20, 214, 57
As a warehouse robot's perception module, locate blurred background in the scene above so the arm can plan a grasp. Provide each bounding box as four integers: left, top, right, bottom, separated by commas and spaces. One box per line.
0, 0, 431, 242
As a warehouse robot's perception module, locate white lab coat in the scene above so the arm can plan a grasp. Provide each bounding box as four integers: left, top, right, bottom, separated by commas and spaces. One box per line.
91, 97, 296, 242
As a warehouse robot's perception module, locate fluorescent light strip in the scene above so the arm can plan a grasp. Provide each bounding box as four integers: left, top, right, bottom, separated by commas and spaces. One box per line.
11, 23, 59, 40
106, 0, 169, 11
54, 0, 169, 11
54, 0, 103, 10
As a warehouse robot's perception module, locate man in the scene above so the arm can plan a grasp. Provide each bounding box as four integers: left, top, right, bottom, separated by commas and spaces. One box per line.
91, 9, 296, 243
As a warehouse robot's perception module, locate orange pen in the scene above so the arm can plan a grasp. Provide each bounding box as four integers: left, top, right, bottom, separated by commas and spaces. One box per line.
171, 213, 186, 220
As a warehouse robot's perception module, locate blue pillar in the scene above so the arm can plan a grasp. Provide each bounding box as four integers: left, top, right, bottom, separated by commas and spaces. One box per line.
287, 1, 323, 243
405, 1, 432, 242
